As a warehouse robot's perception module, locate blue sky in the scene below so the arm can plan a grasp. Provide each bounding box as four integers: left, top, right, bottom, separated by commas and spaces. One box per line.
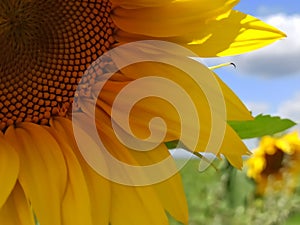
235, 0, 300, 16
203, 0, 300, 129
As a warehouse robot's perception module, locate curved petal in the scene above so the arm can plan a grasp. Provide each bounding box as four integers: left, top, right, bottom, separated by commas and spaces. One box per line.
114, 9, 285, 57
216, 124, 251, 169
110, 182, 169, 225
43, 121, 93, 225
110, 145, 188, 225
74, 157, 111, 225
0, 183, 35, 225
185, 11, 286, 56
101, 47, 252, 122
154, 173, 188, 224
49, 118, 111, 225
135, 147, 188, 224
214, 72, 252, 121
107, 137, 188, 224
74, 104, 189, 224
93, 61, 251, 162
0, 134, 19, 208
112, 0, 238, 37
60, 144, 94, 225
5, 123, 67, 225
94, 63, 208, 141
90, 117, 174, 224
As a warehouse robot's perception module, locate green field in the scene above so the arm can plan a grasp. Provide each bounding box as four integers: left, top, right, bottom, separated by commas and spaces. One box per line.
170, 160, 300, 225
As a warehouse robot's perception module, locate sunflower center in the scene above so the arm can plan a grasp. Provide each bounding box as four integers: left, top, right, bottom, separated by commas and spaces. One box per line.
262, 148, 284, 175
0, 0, 115, 131
0, 1, 43, 66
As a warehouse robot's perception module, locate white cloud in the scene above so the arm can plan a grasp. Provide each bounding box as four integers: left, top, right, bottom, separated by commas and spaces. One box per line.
276, 92, 300, 131
232, 14, 300, 77
245, 101, 271, 115
277, 92, 300, 121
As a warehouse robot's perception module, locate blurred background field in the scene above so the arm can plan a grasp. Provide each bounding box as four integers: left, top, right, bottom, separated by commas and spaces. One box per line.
170, 159, 300, 225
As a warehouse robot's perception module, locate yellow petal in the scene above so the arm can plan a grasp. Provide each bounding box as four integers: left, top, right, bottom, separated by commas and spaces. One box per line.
214, 73, 253, 121
73, 103, 188, 223
44, 123, 93, 225
110, 183, 169, 225
0, 182, 35, 225
96, 61, 214, 145
0, 134, 19, 208
247, 155, 265, 178
217, 124, 251, 169
78, 49, 249, 179
61, 148, 93, 225
113, 1, 285, 56
86, 58, 250, 167
49, 118, 111, 225
112, 0, 238, 37
5, 123, 67, 225
103, 132, 188, 224
153, 172, 188, 224
75, 159, 111, 225
114, 141, 188, 224
185, 11, 286, 56
73, 111, 184, 224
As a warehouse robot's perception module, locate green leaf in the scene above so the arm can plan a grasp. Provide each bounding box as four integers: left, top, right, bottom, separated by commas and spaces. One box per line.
222, 161, 255, 208
284, 213, 300, 225
165, 140, 179, 149
228, 114, 296, 139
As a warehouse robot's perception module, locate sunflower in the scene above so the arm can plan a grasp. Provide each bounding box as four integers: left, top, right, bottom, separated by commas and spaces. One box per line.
247, 132, 300, 195
0, 0, 285, 224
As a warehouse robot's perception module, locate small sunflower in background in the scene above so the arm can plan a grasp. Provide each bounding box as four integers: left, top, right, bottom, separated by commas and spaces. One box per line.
247, 132, 300, 195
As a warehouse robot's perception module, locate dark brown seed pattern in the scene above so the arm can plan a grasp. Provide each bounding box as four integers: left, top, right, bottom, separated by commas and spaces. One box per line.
0, 0, 115, 131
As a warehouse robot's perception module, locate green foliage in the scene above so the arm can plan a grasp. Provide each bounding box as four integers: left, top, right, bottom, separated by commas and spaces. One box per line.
165, 140, 179, 149
285, 213, 300, 225
170, 160, 300, 225
228, 114, 296, 139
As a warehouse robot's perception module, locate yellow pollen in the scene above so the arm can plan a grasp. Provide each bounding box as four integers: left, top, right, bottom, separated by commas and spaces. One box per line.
0, 0, 115, 131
